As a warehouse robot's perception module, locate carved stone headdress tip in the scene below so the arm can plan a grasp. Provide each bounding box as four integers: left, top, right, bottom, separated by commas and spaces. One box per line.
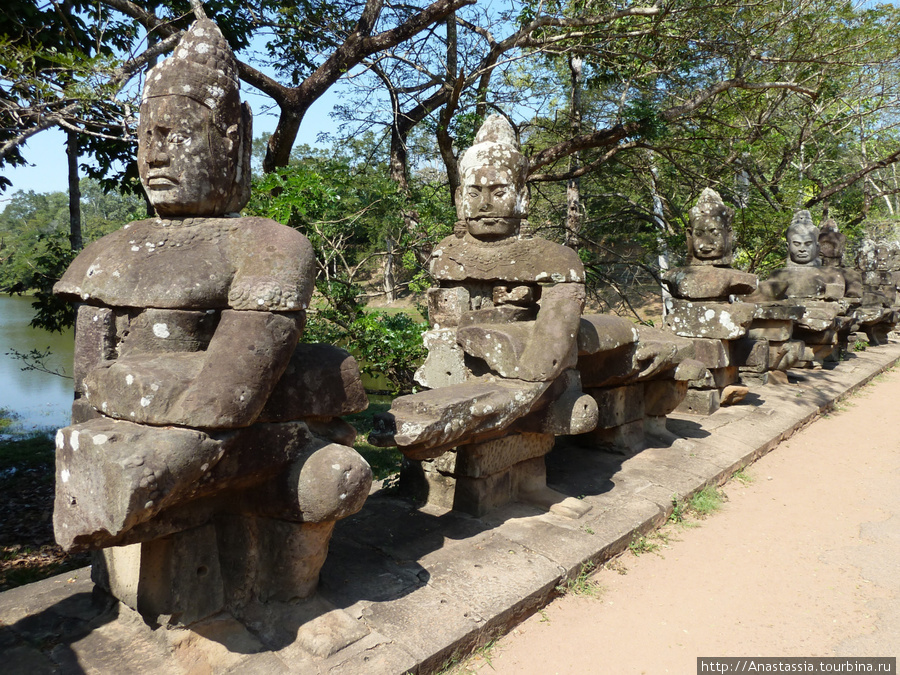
142, 19, 240, 129
790, 210, 816, 231
459, 114, 528, 181
689, 188, 733, 228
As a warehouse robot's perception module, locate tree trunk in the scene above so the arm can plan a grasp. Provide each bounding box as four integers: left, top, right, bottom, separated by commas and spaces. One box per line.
648, 156, 671, 318
383, 236, 396, 302
564, 54, 583, 249
66, 130, 82, 251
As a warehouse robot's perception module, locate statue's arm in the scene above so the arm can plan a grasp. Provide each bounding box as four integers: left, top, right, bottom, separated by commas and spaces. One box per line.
174, 309, 303, 426
516, 282, 585, 381
83, 310, 303, 428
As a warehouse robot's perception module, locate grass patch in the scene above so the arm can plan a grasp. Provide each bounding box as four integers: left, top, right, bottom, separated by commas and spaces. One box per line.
668, 495, 688, 524
687, 485, 726, 517
732, 469, 753, 485
628, 533, 660, 556
556, 561, 604, 597
344, 400, 403, 481
436, 637, 501, 674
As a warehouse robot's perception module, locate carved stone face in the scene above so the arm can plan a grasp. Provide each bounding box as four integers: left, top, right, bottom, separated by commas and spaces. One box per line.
690, 216, 728, 261
457, 167, 523, 240
788, 227, 820, 266
138, 96, 238, 217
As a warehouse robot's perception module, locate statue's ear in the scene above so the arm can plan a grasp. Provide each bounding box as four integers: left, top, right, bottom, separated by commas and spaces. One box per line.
520, 181, 530, 217
225, 102, 253, 213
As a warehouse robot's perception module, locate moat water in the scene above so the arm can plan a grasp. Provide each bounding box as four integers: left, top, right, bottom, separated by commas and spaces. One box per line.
0, 294, 74, 434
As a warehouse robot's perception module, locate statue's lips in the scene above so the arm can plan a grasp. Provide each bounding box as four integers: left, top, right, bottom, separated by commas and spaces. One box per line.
147, 176, 179, 189
470, 217, 516, 225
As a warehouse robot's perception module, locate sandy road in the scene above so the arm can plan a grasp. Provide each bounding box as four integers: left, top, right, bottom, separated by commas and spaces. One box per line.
459, 368, 900, 674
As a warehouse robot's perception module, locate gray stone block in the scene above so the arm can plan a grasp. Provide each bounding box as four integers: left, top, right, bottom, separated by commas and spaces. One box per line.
665, 300, 755, 339
676, 388, 721, 415
689, 338, 731, 368
588, 384, 644, 429
643, 379, 689, 417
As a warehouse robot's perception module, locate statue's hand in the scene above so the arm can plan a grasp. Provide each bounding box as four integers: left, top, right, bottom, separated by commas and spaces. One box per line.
83, 354, 201, 425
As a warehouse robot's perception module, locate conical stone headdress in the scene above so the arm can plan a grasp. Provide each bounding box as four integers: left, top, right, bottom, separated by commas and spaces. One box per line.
143, 19, 241, 132
458, 115, 529, 188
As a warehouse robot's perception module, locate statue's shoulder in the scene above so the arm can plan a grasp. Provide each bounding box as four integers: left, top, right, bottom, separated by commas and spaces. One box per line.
54, 219, 157, 300
431, 234, 584, 283
526, 237, 584, 282
226, 216, 316, 312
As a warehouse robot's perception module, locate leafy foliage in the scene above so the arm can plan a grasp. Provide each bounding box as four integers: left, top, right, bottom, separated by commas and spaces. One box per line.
246, 138, 438, 392
0, 179, 144, 330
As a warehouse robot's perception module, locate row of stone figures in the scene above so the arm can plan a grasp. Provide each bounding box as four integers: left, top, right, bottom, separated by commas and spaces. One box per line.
662, 191, 900, 415
50, 19, 898, 636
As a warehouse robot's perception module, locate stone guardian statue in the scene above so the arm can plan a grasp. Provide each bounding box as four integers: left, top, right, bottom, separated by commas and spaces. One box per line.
52, 19, 372, 626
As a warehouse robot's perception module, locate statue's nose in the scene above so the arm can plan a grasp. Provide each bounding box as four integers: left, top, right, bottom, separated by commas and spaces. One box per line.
147, 140, 169, 166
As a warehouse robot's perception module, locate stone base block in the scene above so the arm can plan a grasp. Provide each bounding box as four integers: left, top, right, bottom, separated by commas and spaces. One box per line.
799, 343, 838, 366
794, 326, 838, 345
399, 434, 557, 517
643, 379, 689, 417
93, 524, 225, 626
582, 418, 646, 454
740, 371, 769, 386
665, 300, 755, 339
92, 517, 336, 627
689, 338, 731, 369
733, 337, 769, 372
433, 433, 555, 478
676, 388, 721, 416
400, 450, 556, 518
588, 384, 644, 429
748, 319, 794, 342
690, 366, 739, 390
768, 339, 804, 371
865, 323, 895, 346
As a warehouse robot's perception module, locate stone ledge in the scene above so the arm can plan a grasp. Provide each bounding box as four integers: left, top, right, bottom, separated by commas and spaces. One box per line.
3, 340, 899, 674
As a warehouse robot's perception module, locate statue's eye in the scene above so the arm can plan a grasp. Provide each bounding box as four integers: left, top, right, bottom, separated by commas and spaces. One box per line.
167, 130, 187, 144
467, 189, 480, 198
493, 188, 507, 198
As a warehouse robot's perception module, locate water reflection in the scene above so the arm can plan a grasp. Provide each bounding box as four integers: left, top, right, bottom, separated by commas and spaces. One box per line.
0, 294, 74, 433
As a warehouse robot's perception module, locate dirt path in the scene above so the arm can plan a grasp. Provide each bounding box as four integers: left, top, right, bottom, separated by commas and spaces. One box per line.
458, 368, 900, 674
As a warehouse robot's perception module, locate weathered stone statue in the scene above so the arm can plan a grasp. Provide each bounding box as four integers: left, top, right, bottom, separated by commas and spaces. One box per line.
854, 238, 900, 345
750, 210, 849, 368
661, 189, 758, 411
818, 212, 846, 268
52, 19, 372, 626
370, 115, 597, 517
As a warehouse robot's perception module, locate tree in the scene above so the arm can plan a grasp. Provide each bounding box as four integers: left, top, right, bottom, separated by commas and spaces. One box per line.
0, 179, 144, 330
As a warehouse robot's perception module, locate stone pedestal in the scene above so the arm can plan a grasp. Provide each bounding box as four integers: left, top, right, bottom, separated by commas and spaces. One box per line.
400, 433, 586, 518
93, 516, 336, 626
